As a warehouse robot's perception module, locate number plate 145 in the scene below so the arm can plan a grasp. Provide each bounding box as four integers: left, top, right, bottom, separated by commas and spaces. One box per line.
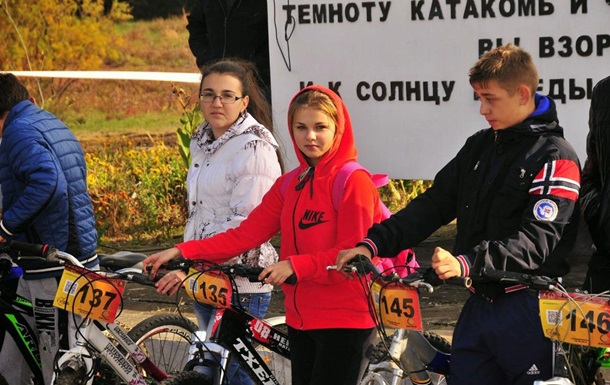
371, 281, 422, 330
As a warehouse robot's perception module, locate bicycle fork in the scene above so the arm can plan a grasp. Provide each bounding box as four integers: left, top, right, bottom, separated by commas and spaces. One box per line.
187, 329, 232, 384
364, 329, 441, 385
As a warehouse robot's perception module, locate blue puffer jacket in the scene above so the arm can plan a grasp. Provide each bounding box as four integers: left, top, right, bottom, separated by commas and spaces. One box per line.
0, 100, 98, 279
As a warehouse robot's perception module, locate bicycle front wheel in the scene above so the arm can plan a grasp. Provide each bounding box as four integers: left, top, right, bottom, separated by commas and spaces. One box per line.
53, 367, 88, 385
159, 371, 212, 385
127, 314, 197, 376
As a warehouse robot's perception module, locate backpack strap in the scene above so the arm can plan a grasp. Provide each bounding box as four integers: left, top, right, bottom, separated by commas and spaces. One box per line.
332, 161, 390, 210
282, 163, 390, 213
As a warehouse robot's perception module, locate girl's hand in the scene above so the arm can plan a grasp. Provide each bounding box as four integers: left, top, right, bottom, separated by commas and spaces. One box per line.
142, 247, 182, 278
259, 260, 295, 286
154, 269, 187, 296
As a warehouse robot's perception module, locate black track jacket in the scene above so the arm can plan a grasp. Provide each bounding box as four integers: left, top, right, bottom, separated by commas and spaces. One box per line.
363, 95, 581, 278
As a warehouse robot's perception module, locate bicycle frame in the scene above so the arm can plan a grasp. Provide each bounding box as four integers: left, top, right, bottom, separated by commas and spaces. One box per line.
329, 257, 463, 385
186, 300, 290, 385
53, 316, 168, 384
0, 286, 43, 384
171, 260, 291, 385
0, 241, 172, 385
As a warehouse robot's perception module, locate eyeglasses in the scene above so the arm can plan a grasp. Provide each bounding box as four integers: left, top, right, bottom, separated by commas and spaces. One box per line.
199, 92, 244, 104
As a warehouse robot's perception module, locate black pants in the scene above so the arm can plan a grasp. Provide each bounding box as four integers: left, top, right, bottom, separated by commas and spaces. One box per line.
288, 326, 375, 385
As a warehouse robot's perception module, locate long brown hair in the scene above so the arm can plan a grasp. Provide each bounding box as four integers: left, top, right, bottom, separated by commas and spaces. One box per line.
199, 59, 284, 171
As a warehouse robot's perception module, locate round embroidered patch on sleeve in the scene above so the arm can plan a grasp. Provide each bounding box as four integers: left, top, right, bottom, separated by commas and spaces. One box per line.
533, 199, 558, 221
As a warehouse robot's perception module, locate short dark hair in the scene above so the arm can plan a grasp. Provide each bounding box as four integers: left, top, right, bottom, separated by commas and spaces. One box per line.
0, 73, 31, 115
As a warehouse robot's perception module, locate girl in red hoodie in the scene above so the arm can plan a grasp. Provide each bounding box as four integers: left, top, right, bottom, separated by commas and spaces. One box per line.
144, 85, 387, 385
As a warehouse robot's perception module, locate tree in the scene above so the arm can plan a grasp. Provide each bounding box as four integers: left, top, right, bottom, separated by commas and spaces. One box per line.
0, 0, 132, 105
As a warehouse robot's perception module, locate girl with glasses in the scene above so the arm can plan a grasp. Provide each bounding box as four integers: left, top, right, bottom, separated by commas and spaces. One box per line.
157, 59, 282, 385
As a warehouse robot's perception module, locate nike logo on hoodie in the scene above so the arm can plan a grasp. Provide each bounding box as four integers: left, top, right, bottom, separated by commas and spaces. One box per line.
298, 209, 329, 229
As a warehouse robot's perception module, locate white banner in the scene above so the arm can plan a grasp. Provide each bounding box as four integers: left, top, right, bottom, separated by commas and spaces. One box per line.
268, 0, 610, 179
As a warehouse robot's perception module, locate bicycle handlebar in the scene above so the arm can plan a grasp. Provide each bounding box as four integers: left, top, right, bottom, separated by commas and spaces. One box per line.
1, 240, 164, 287
328, 254, 472, 288
474, 267, 559, 291
161, 259, 298, 285
469, 241, 560, 291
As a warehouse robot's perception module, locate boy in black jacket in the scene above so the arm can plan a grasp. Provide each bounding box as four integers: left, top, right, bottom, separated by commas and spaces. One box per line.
580, 75, 610, 294
337, 44, 581, 384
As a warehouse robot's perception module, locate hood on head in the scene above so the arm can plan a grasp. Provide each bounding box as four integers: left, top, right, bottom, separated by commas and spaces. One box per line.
287, 85, 358, 172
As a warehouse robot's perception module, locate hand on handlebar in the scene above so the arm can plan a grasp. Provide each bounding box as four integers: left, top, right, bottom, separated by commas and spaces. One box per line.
431, 246, 461, 280
259, 260, 295, 286
154, 269, 187, 296
335, 245, 372, 273
142, 247, 182, 278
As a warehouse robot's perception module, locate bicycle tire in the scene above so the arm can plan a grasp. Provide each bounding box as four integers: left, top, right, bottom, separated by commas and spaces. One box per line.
363, 331, 451, 385
127, 314, 198, 376
254, 317, 291, 385
158, 371, 212, 385
54, 367, 89, 385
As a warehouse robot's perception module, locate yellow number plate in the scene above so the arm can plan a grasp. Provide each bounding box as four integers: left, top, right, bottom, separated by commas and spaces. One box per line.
184, 268, 232, 308
53, 265, 125, 322
539, 291, 610, 348
371, 280, 422, 330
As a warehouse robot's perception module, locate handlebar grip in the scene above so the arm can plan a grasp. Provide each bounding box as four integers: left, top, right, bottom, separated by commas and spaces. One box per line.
444, 276, 472, 288
129, 272, 160, 287
9, 241, 51, 257
284, 274, 297, 285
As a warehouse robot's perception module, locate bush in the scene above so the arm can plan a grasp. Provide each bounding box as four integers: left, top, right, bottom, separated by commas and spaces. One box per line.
379, 179, 433, 213
85, 137, 187, 242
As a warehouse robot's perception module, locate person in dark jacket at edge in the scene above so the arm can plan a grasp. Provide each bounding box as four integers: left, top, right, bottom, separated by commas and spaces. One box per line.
336, 44, 581, 384
580, 75, 610, 294
0, 73, 98, 385
187, 0, 272, 102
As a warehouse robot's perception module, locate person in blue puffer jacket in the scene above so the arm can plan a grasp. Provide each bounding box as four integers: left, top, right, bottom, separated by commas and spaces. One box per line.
0, 73, 98, 385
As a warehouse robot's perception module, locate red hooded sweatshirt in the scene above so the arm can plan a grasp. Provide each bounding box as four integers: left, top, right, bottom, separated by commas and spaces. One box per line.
177, 85, 384, 330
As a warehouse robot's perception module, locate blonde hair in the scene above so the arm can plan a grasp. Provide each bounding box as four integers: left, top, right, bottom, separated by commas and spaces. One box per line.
468, 44, 539, 96
288, 90, 339, 129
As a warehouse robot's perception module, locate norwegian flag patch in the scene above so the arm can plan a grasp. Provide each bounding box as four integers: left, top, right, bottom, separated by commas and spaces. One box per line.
528, 159, 580, 201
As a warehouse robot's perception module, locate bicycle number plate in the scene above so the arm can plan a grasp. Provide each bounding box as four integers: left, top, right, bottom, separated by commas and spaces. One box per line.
539, 290, 610, 348
184, 268, 232, 308
53, 264, 125, 322
371, 281, 422, 330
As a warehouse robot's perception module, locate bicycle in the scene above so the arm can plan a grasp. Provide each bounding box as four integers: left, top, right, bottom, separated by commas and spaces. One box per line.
154, 258, 292, 385
0, 256, 43, 384
0, 240, 208, 385
471, 266, 607, 385
328, 255, 471, 385
470, 242, 606, 385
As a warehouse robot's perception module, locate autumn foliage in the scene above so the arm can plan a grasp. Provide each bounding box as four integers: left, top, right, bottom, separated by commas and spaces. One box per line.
0, 0, 131, 102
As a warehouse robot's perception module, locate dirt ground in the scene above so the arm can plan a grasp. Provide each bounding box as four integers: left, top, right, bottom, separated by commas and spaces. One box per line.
116, 221, 595, 341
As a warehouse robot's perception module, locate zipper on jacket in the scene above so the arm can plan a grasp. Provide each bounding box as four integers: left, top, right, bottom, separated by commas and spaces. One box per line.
290, 188, 305, 329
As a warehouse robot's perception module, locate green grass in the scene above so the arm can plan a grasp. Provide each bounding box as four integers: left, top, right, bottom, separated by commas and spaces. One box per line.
53, 15, 200, 140
66, 110, 181, 137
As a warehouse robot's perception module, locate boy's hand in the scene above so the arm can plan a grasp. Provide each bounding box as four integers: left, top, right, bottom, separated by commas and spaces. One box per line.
431, 246, 461, 280
335, 245, 372, 272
